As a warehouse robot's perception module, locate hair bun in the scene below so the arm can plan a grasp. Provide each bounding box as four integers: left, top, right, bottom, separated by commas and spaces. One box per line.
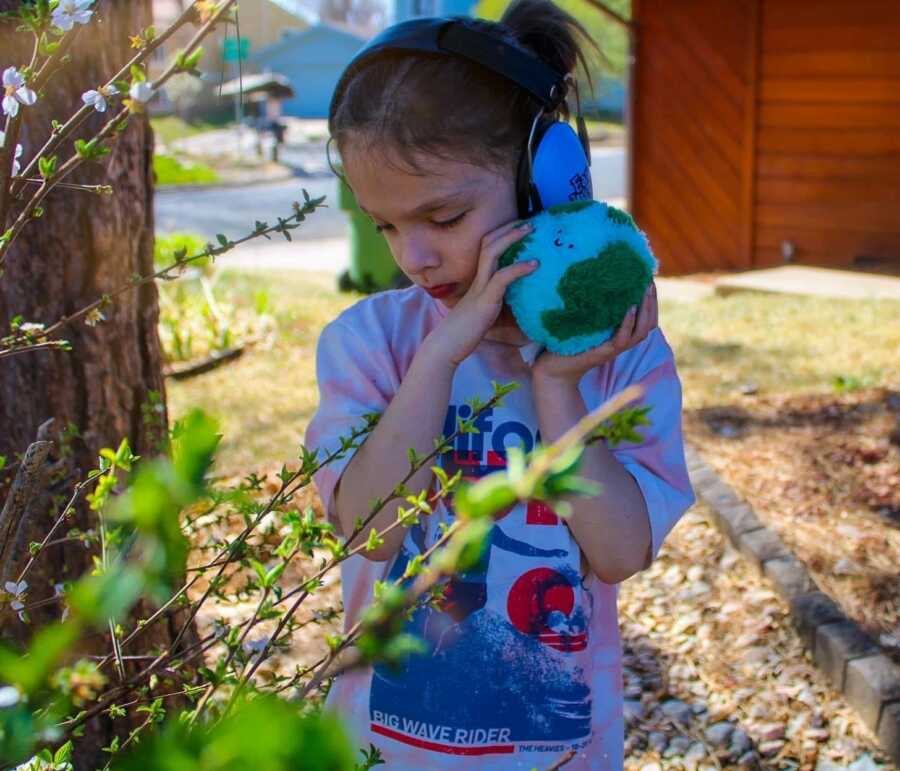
499, 0, 595, 78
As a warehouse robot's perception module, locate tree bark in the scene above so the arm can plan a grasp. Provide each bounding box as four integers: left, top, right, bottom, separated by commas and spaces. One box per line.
0, 2, 198, 765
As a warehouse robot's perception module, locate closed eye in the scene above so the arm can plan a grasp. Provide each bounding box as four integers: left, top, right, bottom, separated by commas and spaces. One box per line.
432, 211, 467, 229
373, 211, 468, 233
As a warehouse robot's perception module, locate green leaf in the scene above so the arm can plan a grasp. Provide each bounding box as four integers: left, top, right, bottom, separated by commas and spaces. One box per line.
452, 475, 516, 520
249, 559, 267, 584
68, 567, 144, 624
365, 528, 384, 553
265, 562, 286, 586
38, 155, 58, 179
0, 621, 81, 693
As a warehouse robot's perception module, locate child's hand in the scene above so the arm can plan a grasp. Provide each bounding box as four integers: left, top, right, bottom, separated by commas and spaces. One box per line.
532, 282, 658, 387
425, 221, 539, 366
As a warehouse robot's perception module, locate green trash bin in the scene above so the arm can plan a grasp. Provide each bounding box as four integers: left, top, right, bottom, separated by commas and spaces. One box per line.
337, 175, 405, 293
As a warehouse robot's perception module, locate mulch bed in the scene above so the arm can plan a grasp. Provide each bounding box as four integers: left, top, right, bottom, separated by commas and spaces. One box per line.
682, 386, 900, 666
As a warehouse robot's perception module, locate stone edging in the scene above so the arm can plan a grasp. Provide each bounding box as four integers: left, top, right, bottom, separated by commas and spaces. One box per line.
684, 443, 900, 766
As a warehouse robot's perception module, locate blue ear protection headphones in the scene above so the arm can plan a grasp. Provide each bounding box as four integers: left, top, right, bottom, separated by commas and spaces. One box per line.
328, 16, 593, 219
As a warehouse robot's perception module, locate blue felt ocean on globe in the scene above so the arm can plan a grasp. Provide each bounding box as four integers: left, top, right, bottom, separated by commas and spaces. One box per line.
499, 200, 659, 356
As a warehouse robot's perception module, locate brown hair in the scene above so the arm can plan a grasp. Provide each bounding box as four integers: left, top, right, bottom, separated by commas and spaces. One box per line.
329, 0, 600, 176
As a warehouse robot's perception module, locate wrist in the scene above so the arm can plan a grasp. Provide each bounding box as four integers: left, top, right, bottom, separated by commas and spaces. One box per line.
418, 330, 462, 374
531, 368, 582, 395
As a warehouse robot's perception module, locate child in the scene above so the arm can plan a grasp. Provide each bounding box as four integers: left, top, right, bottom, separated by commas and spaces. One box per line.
305, 1, 696, 767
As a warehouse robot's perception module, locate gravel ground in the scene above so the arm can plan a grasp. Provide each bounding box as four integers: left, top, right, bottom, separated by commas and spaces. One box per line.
619, 499, 894, 770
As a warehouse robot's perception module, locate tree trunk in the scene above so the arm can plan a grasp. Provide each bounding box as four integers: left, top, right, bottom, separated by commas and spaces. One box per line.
0, 2, 198, 765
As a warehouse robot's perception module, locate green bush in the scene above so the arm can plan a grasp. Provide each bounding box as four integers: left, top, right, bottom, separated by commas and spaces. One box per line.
154, 153, 220, 186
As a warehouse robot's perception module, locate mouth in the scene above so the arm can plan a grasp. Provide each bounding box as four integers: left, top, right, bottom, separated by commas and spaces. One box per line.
424, 283, 458, 299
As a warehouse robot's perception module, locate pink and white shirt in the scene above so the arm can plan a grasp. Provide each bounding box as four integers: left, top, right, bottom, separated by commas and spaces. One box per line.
305, 286, 696, 770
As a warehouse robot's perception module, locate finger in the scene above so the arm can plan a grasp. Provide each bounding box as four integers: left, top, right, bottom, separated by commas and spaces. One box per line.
634, 285, 655, 338
613, 305, 638, 346
481, 218, 532, 251
650, 282, 659, 329
483, 258, 539, 302
475, 223, 533, 287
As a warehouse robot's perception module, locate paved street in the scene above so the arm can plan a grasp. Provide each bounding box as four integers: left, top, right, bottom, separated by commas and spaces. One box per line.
155, 176, 344, 241
153, 145, 626, 242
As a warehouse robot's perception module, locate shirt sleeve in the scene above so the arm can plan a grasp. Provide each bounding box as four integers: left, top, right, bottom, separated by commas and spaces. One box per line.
602, 327, 696, 569
304, 318, 399, 538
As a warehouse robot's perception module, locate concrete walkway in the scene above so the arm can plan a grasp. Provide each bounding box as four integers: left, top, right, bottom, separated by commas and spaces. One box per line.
714, 264, 900, 301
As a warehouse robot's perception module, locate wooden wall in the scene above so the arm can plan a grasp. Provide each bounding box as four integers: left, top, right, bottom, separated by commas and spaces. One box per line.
630, 0, 758, 275
755, 0, 900, 270
631, 0, 900, 275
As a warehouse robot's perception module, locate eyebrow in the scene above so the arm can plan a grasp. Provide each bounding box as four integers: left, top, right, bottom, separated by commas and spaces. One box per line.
358, 191, 470, 220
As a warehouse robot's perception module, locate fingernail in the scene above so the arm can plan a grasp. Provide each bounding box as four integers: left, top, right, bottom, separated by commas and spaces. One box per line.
528, 259, 539, 267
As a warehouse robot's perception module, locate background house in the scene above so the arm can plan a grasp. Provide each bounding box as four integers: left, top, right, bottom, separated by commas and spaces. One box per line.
249, 23, 368, 117
151, 0, 310, 117
630, 0, 900, 275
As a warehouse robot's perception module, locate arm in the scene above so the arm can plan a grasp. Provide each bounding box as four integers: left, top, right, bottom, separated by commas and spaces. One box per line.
333, 221, 539, 563
531, 282, 671, 584
532, 376, 651, 584
333, 338, 456, 562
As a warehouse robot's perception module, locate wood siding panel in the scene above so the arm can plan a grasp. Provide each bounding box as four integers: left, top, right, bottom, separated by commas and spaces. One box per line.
631, 0, 756, 274
755, 225, 900, 267
755, 0, 900, 269
758, 154, 900, 181
761, 78, 900, 103
762, 50, 900, 78
764, 25, 900, 52
759, 103, 900, 130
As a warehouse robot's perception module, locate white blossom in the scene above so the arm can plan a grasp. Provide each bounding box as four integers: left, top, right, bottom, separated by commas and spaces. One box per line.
18, 322, 45, 335
54, 583, 70, 621
51, 0, 94, 31
4, 580, 27, 599
242, 636, 271, 663
5, 580, 27, 621
0, 685, 19, 708
0, 130, 24, 176
2, 67, 37, 118
81, 84, 118, 113
129, 80, 154, 104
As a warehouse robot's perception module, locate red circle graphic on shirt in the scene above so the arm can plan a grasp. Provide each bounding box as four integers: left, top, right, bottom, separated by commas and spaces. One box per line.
506, 567, 587, 652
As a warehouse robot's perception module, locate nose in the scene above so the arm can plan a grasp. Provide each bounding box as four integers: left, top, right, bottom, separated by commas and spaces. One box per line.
395, 230, 440, 277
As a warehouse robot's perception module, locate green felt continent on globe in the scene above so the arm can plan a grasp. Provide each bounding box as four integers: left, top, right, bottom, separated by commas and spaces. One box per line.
500, 200, 658, 356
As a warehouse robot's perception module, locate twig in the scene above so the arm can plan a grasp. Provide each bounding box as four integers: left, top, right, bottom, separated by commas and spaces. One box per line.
163, 343, 246, 380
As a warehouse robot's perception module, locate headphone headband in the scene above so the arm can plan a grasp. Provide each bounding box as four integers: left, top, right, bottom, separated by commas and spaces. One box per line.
330, 17, 567, 119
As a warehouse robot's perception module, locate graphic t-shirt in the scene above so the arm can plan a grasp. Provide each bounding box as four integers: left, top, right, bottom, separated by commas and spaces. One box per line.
305, 286, 696, 770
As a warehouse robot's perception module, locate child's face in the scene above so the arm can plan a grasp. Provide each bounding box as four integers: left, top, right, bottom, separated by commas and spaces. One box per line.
342, 140, 518, 309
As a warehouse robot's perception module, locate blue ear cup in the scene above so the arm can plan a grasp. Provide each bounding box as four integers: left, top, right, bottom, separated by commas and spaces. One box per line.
517, 119, 593, 217
532, 122, 593, 208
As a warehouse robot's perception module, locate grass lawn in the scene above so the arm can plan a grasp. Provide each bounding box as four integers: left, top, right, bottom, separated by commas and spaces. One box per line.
167, 271, 899, 474
151, 115, 222, 146
154, 152, 220, 186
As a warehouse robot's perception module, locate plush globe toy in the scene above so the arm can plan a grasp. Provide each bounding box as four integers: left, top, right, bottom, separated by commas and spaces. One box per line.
499, 200, 658, 356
